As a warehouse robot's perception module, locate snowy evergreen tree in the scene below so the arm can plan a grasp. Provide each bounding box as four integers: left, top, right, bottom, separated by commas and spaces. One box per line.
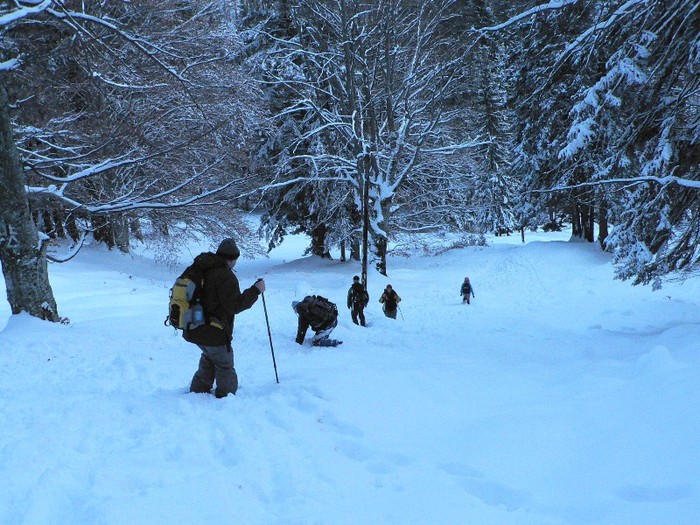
468, 0, 518, 236
561, 0, 700, 285
490, 0, 700, 285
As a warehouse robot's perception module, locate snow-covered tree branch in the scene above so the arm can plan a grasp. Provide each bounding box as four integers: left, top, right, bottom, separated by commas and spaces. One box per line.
1, 0, 268, 322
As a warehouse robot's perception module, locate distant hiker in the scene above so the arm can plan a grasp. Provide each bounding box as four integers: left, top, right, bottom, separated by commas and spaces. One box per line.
292, 295, 341, 347
460, 276, 475, 305
185, 238, 265, 398
347, 275, 369, 326
379, 284, 401, 319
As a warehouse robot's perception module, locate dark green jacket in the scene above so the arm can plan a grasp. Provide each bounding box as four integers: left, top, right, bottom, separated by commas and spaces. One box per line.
184, 252, 260, 346
347, 282, 369, 308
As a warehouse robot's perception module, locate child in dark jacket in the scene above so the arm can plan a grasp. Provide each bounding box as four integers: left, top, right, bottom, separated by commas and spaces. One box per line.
460, 277, 475, 305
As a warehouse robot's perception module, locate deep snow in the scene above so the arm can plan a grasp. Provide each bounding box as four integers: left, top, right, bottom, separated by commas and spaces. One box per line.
1, 227, 698, 525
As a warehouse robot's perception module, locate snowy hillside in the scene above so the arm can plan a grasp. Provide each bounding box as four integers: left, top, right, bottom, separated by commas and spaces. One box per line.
1, 229, 698, 525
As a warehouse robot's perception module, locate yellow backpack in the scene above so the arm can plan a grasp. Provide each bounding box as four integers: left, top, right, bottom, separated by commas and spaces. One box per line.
165, 265, 205, 331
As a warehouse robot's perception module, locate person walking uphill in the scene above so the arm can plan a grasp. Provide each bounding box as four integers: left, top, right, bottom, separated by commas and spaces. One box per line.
185, 238, 265, 398
460, 276, 475, 305
379, 284, 401, 319
347, 275, 369, 326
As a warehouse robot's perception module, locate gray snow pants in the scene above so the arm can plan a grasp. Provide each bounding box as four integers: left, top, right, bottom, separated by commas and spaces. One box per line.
190, 344, 238, 398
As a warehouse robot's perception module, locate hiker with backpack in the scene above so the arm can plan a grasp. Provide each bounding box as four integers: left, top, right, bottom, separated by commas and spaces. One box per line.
460, 276, 475, 305
181, 238, 265, 398
379, 284, 401, 319
292, 295, 341, 347
347, 275, 369, 326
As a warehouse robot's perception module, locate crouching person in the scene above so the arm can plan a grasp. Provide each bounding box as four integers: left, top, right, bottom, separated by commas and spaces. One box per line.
292, 295, 342, 347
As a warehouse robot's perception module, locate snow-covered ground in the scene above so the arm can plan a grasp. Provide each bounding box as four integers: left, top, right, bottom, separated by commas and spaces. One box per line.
1, 226, 698, 525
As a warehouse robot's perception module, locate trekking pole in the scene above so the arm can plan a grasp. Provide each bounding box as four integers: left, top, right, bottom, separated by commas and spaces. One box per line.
398, 305, 405, 321
258, 281, 279, 384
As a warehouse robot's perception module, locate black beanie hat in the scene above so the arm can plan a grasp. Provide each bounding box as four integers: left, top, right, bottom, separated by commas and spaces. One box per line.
216, 238, 240, 259
353, 275, 360, 281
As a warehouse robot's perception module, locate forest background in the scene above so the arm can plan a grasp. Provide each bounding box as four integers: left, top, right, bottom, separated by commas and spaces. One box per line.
1, 0, 699, 323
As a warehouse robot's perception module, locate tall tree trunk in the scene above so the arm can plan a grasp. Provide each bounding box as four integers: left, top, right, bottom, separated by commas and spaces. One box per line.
360, 156, 370, 284
130, 218, 143, 243
373, 234, 388, 276
113, 216, 130, 254
0, 80, 59, 321
350, 235, 361, 261
310, 223, 331, 258
598, 199, 609, 250
582, 203, 595, 242
372, 196, 392, 277
571, 203, 582, 238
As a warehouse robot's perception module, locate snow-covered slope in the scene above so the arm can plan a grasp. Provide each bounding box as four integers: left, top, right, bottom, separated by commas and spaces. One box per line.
1, 230, 698, 525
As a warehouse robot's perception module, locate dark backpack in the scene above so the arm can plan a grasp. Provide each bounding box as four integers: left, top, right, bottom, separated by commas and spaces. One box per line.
301, 295, 338, 327
383, 291, 398, 310
350, 284, 369, 307
165, 263, 206, 331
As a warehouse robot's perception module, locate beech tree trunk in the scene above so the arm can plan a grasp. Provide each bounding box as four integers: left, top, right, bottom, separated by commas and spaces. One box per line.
0, 80, 59, 321
372, 196, 392, 277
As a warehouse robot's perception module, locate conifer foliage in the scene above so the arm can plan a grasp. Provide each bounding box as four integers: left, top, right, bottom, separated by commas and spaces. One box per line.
506, 0, 700, 286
